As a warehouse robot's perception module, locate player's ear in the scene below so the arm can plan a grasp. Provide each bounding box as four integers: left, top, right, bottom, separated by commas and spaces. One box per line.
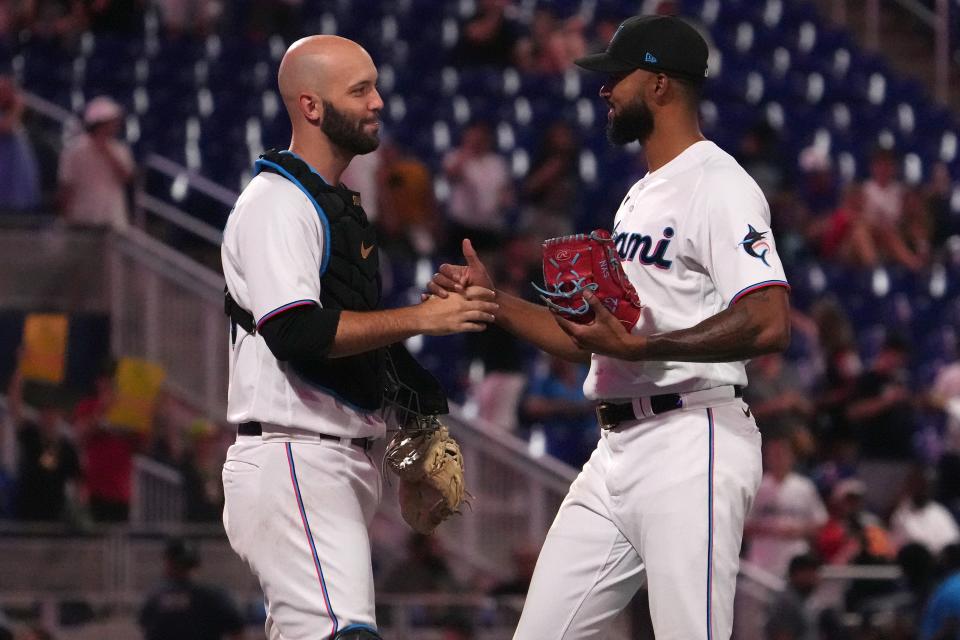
300, 93, 323, 123
654, 74, 668, 98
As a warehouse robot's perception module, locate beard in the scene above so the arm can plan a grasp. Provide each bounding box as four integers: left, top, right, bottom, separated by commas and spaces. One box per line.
607, 98, 655, 146
321, 100, 380, 155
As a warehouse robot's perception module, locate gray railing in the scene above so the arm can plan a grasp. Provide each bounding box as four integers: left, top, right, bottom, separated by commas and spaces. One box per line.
130, 455, 185, 526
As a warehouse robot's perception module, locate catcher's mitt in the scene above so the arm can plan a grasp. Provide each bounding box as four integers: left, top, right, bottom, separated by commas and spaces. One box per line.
384, 418, 467, 534
533, 229, 643, 331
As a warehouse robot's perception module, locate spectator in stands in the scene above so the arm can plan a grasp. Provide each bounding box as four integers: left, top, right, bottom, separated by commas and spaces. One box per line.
464, 235, 538, 431
19, 1, 86, 44
155, 0, 223, 38
811, 298, 862, 441
520, 353, 595, 467
58, 95, 135, 231
920, 544, 960, 640
796, 145, 840, 218
6, 370, 82, 523
812, 183, 881, 269
925, 162, 955, 253
930, 358, 960, 514
139, 537, 246, 640
442, 119, 514, 254
0, 74, 42, 213
846, 334, 916, 461
515, 7, 584, 74
891, 467, 960, 556
72, 363, 140, 522
746, 437, 828, 578
451, 0, 524, 68
376, 141, 439, 258
861, 147, 925, 272
816, 478, 894, 565
763, 553, 823, 640
737, 121, 789, 198
902, 187, 934, 264
744, 352, 814, 440
520, 120, 580, 238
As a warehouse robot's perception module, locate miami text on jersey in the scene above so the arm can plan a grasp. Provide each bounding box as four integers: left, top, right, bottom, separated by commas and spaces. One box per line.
614, 227, 674, 269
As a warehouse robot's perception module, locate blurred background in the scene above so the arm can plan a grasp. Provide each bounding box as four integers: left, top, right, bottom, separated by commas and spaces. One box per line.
1, 0, 959, 638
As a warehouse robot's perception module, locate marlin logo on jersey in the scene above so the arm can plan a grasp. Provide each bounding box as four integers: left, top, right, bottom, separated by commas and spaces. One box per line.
739, 225, 771, 266
614, 227, 674, 269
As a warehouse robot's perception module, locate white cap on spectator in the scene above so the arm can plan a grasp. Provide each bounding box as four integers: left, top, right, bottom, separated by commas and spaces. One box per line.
84, 96, 124, 126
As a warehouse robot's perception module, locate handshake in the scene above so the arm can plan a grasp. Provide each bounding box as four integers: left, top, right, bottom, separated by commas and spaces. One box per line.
415, 239, 499, 336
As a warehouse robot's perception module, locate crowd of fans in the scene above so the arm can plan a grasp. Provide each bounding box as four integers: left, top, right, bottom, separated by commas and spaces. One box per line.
1, 0, 960, 638
0, 358, 230, 528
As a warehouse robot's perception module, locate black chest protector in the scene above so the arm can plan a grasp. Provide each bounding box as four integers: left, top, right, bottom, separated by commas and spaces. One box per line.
244, 149, 383, 411
226, 150, 447, 416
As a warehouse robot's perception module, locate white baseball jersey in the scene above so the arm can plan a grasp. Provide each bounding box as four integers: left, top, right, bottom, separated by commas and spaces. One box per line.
584, 140, 789, 400
221, 171, 385, 439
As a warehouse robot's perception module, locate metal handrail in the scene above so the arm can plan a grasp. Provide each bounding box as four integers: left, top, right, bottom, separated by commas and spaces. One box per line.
144, 154, 238, 208
134, 193, 223, 245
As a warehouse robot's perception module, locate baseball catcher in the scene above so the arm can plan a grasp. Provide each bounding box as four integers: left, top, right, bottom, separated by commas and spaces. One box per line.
533, 229, 643, 330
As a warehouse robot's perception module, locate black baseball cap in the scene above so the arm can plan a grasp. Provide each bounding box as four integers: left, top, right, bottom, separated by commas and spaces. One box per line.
575, 15, 709, 81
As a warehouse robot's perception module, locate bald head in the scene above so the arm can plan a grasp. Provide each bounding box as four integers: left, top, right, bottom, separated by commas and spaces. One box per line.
279, 36, 372, 108
278, 35, 383, 157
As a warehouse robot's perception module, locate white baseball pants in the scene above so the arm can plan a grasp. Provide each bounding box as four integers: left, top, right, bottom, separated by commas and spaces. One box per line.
514, 394, 762, 640
222, 434, 381, 640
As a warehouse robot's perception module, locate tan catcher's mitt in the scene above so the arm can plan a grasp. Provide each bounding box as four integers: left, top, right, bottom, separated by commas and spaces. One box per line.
384, 419, 467, 534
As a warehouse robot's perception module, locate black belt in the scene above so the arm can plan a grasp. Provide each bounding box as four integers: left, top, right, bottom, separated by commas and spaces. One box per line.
238, 422, 374, 451
595, 386, 743, 430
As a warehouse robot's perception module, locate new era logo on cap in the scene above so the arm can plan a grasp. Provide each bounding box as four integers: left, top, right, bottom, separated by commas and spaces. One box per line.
644, 52, 658, 63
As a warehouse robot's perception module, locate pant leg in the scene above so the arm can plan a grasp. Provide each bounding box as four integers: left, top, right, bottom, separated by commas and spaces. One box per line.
223, 438, 380, 640
514, 444, 645, 640
610, 402, 761, 640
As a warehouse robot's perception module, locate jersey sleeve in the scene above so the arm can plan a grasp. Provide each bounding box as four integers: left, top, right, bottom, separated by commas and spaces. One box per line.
233, 180, 325, 328
697, 173, 790, 307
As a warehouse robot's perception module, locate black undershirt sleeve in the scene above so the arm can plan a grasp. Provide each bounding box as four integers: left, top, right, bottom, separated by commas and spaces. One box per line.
257, 305, 342, 362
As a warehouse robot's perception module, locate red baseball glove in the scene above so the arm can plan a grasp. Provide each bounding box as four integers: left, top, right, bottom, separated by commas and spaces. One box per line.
533, 229, 643, 331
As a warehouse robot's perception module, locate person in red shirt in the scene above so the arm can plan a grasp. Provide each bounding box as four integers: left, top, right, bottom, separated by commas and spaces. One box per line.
73, 365, 141, 522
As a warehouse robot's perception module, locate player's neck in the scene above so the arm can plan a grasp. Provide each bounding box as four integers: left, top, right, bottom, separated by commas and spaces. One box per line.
288, 138, 354, 185
642, 118, 705, 173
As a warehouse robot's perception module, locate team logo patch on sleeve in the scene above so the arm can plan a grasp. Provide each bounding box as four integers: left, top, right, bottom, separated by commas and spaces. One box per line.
738, 225, 771, 266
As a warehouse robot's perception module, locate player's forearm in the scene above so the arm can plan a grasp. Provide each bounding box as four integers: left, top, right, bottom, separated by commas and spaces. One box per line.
627, 287, 790, 363
328, 307, 426, 358
494, 290, 591, 364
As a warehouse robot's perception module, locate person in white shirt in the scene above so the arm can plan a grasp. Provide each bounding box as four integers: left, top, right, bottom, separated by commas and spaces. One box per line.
443, 120, 514, 252
746, 438, 828, 577
430, 15, 790, 640
58, 96, 135, 231
891, 467, 960, 555
220, 36, 497, 640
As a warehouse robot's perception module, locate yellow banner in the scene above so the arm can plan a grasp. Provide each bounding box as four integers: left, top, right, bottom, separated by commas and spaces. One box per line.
20, 313, 69, 384
106, 357, 167, 432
